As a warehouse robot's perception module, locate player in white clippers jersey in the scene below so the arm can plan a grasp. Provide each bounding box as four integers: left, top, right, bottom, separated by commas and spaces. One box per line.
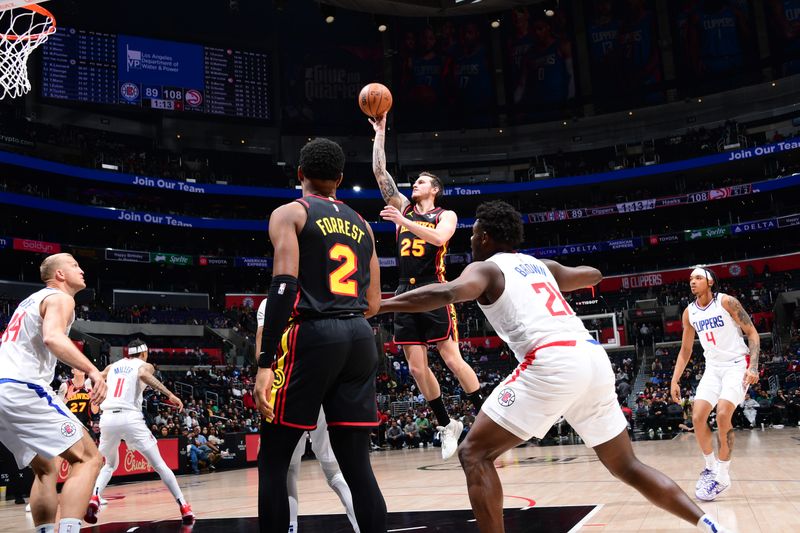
670, 267, 760, 502
378, 201, 731, 533
84, 339, 194, 526
0, 253, 107, 533
256, 299, 359, 533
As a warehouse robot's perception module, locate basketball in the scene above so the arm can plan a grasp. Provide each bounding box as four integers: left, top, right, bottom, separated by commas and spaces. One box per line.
358, 82, 392, 118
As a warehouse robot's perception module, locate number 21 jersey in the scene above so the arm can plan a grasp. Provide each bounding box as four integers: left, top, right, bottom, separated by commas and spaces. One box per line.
477, 253, 588, 363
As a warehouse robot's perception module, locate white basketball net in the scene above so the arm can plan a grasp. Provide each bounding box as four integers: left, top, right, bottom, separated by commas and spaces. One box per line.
0, 5, 55, 99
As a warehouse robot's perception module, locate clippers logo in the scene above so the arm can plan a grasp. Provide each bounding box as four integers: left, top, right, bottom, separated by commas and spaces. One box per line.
497, 388, 516, 407
120, 82, 139, 102
272, 369, 286, 389
60, 421, 77, 438
126, 46, 142, 71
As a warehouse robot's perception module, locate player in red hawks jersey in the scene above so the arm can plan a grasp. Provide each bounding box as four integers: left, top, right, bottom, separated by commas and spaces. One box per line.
378, 201, 731, 533
671, 267, 760, 502
371, 112, 484, 460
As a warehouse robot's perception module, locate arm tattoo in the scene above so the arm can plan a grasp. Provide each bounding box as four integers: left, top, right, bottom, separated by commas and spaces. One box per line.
730, 297, 760, 371
142, 372, 172, 397
372, 135, 400, 205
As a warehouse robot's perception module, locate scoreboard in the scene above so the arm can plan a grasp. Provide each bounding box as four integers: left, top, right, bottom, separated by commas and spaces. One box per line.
41, 28, 271, 121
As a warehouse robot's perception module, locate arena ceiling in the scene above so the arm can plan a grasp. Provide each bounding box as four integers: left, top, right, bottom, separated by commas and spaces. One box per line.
318, 0, 552, 17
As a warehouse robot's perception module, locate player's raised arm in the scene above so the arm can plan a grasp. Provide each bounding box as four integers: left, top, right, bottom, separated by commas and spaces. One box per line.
379, 261, 497, 314
541, 259, 602, 292
139, 363, 183, 411
670, 308, 696, 403
370, 113, 410, 211
364, 223, 381, 319
722, 294, 760, 386
41, 293, 106, 404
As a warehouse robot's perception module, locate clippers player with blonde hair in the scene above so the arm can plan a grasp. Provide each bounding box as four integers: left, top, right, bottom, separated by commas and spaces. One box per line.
670, 267, 760, 501
0, 253, 106, 533
84, 339, 193, 525
379, 201, 732, 533
371, 113, 483, 460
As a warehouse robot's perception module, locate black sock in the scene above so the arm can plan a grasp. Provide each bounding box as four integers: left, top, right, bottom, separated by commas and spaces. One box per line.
329, 428, 387, 533
429, 396, 450, 427
467, 388, 485, 410
257, 422, 304, 532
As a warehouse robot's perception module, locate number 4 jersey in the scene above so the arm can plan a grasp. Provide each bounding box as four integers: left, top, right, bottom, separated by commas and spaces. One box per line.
477, 253, 589, 363
293, 194, 373, 318
688, 293, 748, 364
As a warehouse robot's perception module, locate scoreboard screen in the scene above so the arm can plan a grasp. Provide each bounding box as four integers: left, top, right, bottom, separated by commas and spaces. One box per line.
40, 28, 271, 121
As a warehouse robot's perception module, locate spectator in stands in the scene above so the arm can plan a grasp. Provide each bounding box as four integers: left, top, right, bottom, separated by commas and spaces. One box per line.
403, 418, 421, 448
788, 388, 800, 426
771, 389, 789, 427
189, 427, 212, 474
415, 412, 433, 446
386, 420, 403, 449
741, 394, 759, 429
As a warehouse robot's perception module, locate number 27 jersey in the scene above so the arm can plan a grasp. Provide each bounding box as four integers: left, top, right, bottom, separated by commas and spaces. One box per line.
477, 252, 589, 363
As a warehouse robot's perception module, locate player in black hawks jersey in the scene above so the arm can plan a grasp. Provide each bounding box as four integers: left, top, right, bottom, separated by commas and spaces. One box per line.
371, 113, 484, 460
58, 368, 99, 437
254, 138, 386, 532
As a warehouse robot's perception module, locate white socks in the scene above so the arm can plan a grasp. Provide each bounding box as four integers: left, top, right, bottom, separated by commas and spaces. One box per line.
716, 459, 731, 484
703, 452, 717, 471
697, 513, 727, 532
57, 518, 81, 533
35, 524, 54, 533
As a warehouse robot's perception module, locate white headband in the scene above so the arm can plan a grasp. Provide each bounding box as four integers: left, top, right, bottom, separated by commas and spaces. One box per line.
128, 344, 148, 355
691, 267, 713, 280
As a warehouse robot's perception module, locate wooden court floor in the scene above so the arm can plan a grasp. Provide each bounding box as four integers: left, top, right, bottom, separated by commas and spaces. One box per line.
1, 428, 798, 532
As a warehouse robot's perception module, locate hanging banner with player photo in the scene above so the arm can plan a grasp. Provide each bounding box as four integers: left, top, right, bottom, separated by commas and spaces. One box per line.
276, 2, 383, 133
669, 0, 760, 95
501, 3, 578, 122
393, 15, 496, 130
762, 0, 800, 76
584, 0, 664, 110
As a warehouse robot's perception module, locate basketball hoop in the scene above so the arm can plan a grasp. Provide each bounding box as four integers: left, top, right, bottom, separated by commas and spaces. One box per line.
0, 1, 55, 99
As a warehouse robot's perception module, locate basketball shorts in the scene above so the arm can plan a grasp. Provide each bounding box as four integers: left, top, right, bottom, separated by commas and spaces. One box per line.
694, 359, 748, 407
394, 282, 458, 344
290, 409, 336, 465
0, 378, 85, 468
481, 338, 627, 448
98, 410, 158, 456
268, 316, 378, 429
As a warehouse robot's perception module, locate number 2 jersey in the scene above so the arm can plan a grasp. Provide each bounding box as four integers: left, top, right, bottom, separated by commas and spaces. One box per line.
688, 293, 748, 364
397, 205, 448, 283
293, 194, 373, 318
477, 252, 589, 363
0, 287, 73, 387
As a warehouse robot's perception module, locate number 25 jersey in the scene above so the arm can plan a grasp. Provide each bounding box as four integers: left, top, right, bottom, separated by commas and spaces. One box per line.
294, 195, 373, 318
396, 205, 448, 282
477, 253, 588, 363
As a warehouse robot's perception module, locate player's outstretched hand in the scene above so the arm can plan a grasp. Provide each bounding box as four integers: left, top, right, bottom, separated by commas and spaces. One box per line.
168, 394, 184, 412
670, 381, 681, 404
742, 369, 759, 388
368, 113, 386, 133
255, 367, 275, 420
88, 368, 107, 406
